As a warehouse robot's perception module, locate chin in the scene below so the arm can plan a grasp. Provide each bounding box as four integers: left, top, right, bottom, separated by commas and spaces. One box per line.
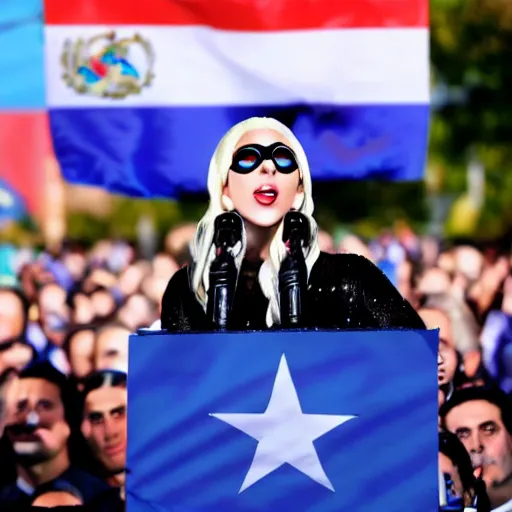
105, 461, 126, 475
244, 211, 286, 228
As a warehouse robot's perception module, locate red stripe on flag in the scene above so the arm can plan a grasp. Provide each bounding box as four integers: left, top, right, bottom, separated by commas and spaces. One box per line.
0, 112, 52, 215
45, 0, 428, 29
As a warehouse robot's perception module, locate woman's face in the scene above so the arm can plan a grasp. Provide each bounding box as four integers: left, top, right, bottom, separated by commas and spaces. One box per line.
223, 129, 303, 228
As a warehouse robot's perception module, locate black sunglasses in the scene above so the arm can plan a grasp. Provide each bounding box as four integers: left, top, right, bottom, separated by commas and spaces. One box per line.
231, 143, 299, 174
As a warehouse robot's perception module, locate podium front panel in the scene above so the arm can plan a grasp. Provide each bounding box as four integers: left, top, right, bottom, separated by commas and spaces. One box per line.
126, 329, 438, 512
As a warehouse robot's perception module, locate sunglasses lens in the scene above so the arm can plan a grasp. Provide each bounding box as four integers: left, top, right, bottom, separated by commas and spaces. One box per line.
273, 147, 297, 173
234, 148, 260, 173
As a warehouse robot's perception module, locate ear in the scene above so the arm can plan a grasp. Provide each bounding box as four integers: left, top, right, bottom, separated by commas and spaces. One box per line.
221, 185, 234, 211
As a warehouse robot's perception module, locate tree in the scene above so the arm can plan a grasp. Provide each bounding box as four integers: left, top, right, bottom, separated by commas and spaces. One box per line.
430, 0, 512, 239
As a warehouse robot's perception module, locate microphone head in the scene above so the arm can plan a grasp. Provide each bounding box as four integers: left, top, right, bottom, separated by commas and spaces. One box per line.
214, 211, 244, 248
282, 211, 309, 246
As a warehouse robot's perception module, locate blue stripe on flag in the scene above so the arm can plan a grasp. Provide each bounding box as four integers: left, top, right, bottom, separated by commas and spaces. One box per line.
50, 104, 429, 197
0, 1, 45, 109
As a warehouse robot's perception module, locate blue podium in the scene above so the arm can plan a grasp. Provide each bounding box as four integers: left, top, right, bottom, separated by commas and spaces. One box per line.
126, 329, 438, 512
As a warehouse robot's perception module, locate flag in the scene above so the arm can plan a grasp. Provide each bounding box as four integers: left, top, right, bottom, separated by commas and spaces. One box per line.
0, 113, 52, 217
44, 0, 430, 198
127, 329, 438, 512
0, 0, 45, 109
0, 178, 27, 226
0, 2, 48, 216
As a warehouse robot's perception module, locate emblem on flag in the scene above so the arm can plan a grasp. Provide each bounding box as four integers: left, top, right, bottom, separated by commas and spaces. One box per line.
60, 31, 155, 99
0, 188, 14, 209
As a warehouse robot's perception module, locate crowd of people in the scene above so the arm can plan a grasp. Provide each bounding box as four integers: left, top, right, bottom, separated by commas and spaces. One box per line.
0, 223, 511, 510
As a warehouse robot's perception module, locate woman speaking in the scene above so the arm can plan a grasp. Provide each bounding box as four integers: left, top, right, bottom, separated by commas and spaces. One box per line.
161, 117, 424, 332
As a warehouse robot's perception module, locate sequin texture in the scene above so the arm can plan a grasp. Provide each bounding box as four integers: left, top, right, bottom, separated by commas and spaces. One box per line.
161, 252, 425, 332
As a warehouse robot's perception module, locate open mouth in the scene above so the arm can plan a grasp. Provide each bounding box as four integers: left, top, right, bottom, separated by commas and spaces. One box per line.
13, 433, 40, 443
254, 185, 278, 206
7, 423, 39, 441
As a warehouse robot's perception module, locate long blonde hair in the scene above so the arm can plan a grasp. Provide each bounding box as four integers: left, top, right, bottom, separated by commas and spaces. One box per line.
189, 117, 320, 327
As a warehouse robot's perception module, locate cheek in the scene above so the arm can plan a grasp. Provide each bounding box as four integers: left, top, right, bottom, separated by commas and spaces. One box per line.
44, 420, 70, 449
277, 174, 301, 202
488, 433, 511, 458
91, 428, 105, 449
225, 173, 254, 201
441, 348, 458, 373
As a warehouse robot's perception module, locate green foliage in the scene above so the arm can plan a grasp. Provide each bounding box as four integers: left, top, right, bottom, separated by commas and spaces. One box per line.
430, 0, 512, 238
66, 212, 110, 242
313, 181, 429, 238
65, 195, 208, 246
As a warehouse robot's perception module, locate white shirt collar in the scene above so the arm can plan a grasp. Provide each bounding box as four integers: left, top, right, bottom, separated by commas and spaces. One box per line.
16, 476, 35, 496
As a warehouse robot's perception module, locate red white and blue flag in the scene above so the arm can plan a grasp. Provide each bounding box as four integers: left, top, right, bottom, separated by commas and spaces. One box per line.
44, 0, 430, 198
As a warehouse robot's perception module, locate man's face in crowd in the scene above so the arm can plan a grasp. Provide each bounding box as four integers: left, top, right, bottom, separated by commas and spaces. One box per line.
117, 294, 154, 331
90, 290, 116, 321
418, 308, 458, 386
94, 327, 129, 373
82, 386, 127, 474
445, 399, 512, 492
417, 268, 451, 296
6, 377, 70, 465
72, 293, 94, 325
39, 284, 70, 346
0, 290, 24, 343
63, 252, 86, 282
0, 290, 32, 374
68, 330, 95, 379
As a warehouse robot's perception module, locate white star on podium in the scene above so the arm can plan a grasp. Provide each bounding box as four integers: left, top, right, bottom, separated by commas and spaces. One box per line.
210, 354, 357, 493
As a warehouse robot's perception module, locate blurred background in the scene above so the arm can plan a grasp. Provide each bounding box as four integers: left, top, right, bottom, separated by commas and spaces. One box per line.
2, 0, 511, 256
2, 2, 512, 510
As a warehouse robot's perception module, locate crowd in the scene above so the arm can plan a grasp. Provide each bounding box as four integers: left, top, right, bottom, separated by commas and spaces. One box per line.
0, 222, 511, 510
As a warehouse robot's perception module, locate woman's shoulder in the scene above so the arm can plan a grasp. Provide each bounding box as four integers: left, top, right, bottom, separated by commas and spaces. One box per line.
161, 265, 203, 331
161, 265, 196, 305
166, 265, 190, 287
312, 251, 425, 329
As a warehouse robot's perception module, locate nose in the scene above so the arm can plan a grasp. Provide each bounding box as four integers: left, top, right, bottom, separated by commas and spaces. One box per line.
104, 416, 119, 442
260, 159, 276, 175
467, 431, 484, 456
438, 351, 444, 366
26, 411, 40, 427
16, 406, 39, 425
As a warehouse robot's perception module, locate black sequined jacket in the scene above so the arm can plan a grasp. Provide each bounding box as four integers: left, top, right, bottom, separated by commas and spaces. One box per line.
160, 252, 425, 332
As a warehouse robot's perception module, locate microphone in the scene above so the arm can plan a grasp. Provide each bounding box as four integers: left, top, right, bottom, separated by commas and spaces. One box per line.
279, 211, 309, 327
207, 212, 243, 330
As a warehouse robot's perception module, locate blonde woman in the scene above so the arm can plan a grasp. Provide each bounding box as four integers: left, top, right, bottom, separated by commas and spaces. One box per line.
161, 117, 423, 331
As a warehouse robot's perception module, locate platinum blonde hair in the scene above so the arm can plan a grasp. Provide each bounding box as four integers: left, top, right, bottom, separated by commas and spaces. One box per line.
189, 117, 320, 327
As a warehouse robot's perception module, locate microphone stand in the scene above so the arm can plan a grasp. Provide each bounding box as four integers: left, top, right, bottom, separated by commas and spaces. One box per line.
207, 212, 243, 330
279, 212, 309, 328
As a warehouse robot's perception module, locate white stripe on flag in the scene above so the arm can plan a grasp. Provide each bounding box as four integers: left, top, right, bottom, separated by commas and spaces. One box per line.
45, 25, 429, 108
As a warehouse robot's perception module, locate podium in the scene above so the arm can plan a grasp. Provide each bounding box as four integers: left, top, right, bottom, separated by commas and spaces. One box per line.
126, 329, 438, 512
